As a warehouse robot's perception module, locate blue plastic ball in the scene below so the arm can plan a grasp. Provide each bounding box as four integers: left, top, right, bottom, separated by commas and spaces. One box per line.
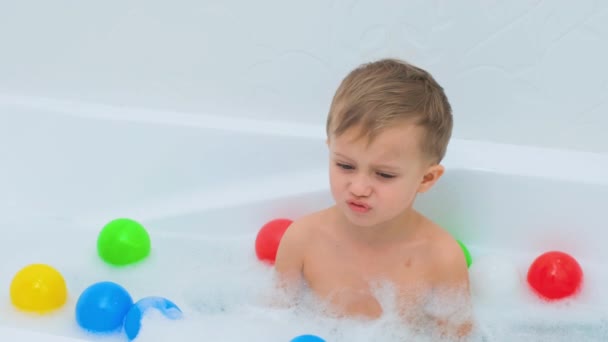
291, 335, 326, 342
124, 296, 183, 340
75, 281, 133, 333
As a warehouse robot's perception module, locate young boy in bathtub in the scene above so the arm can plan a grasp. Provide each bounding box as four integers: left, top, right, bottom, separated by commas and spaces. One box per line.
274, 58, 472, 339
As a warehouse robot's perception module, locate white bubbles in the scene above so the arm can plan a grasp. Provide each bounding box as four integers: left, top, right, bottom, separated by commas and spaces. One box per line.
0, 225, 449, 342
2, 223, 608, 341
469, 254, 522, 304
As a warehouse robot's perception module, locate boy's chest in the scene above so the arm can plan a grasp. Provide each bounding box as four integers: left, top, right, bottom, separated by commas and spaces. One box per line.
302, 239, 432, 317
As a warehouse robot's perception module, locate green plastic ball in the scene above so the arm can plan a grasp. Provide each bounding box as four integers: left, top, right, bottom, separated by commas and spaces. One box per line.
457, 240, 472, 268
97, 218, 151, 266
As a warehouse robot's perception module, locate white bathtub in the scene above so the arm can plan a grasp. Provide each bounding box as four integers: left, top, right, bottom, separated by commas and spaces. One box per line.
1, 95, 608, 341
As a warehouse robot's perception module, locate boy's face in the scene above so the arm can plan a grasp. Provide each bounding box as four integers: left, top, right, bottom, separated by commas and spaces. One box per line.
327, 123, 444, 228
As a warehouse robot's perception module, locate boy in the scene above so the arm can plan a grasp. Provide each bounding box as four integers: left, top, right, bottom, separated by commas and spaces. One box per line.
274, 58, 472, 339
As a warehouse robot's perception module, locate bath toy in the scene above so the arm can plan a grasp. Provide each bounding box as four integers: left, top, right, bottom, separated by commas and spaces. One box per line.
124, 296, 183, 340
468, 254, 520, 303
291, 335, 326, 342
97, 218, 151, 266
10, 263, 67, 313
527, 251, 583, 301
255, 218, 292, 264
75, 281, 134, 333
457, 240, 472, 267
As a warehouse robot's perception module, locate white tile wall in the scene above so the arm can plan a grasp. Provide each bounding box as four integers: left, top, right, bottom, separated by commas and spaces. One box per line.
1, 1, 606, 153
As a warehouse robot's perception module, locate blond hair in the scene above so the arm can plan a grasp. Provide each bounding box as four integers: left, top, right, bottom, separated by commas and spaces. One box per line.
326, 58, 453, 163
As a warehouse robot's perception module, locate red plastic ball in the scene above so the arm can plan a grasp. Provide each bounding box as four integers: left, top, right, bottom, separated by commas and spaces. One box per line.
255, 218, 292, 264
527, 251, 583, 301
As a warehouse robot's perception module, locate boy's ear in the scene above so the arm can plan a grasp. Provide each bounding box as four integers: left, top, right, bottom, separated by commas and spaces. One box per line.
417, 164, 445, 193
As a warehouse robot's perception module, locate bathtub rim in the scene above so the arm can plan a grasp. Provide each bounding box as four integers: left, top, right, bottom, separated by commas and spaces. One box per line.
1, 92, 607, 187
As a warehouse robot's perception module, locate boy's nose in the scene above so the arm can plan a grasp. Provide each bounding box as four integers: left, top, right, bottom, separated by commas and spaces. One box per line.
349, 175, 372, 197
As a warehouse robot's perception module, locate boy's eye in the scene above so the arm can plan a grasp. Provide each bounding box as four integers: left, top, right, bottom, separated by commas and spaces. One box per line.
377, 172, 395, 179
336, 162, 354, 170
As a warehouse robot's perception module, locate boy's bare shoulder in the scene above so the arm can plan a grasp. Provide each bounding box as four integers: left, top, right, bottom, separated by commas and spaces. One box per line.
418, 214, 468, 281
283, 208, 329, 240
275, 208, 331, 263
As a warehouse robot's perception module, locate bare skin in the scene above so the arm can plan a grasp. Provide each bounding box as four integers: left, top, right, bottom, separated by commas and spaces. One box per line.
274, 123, 473, 339
275, 207, 472, 334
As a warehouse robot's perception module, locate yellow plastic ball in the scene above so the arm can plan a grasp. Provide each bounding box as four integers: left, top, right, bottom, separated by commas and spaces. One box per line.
10, 264, 68, 313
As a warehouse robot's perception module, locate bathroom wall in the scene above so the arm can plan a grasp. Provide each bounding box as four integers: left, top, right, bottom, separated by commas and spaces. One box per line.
1, 1, 606, 153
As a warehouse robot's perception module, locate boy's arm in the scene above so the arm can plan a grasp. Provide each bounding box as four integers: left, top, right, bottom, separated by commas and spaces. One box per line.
424, 242, 474, 340
272, 221, 307, 307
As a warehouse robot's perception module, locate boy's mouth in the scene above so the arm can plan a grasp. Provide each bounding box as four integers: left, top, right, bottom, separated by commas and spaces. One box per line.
347, 200, 371, 213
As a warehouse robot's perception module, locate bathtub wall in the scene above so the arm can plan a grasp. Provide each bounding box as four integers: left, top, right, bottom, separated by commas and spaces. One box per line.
1, 1, 607, 153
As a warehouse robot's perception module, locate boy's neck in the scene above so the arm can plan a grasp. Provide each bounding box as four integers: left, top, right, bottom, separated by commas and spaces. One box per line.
332, 206, 422, 248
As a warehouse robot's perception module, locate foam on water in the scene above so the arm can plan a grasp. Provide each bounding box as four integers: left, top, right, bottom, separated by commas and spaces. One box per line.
1, 217, 608, 342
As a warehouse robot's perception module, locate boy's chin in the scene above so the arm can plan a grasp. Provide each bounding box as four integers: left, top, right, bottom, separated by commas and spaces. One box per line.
342, 211, 381, 228
341, 207, 409, 230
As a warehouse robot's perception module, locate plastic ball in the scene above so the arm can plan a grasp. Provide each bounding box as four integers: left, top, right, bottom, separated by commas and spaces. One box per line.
75, 281, 133, 333
255, 218, 292, 264
10, 263, 67, 313
468, 254, 521, 303
527, 251, 583, 301
457, 240, 472, 267
291, 335, 326, 342
97, 218, 151, 266
124, 296, 183, 340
